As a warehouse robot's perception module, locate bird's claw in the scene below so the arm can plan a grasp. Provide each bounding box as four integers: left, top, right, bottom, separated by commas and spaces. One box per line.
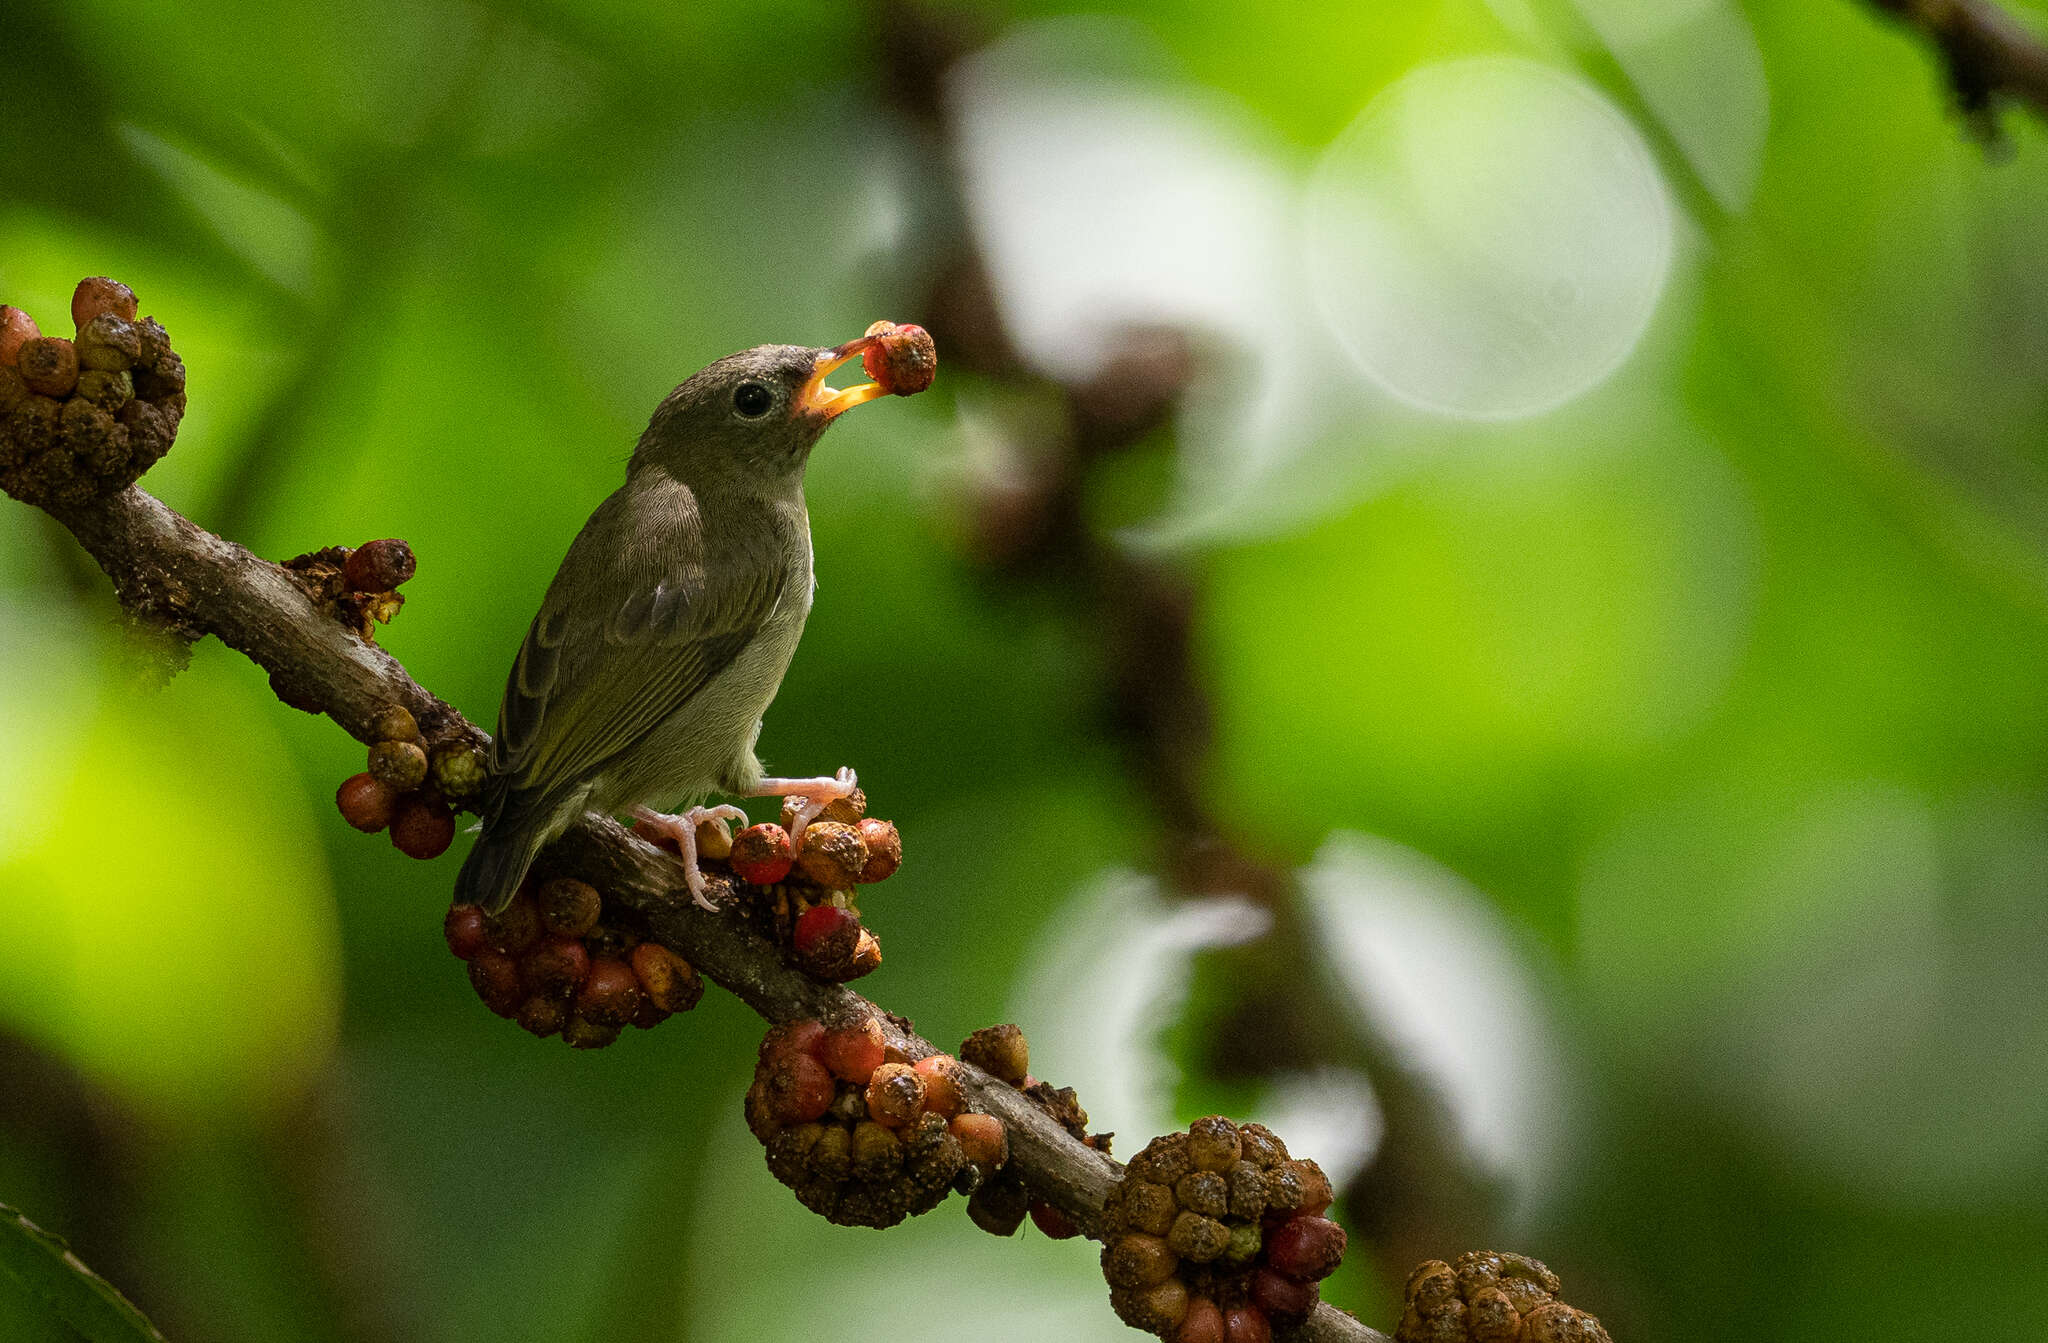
753, 767, 858, 846
632, 804, 749, 912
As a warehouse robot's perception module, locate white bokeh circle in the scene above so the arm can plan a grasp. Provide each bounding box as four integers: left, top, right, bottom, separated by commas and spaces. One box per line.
1304, 57, 1674, 420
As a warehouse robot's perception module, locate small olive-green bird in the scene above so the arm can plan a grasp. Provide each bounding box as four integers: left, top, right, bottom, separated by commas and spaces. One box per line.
455, 333, 902, 914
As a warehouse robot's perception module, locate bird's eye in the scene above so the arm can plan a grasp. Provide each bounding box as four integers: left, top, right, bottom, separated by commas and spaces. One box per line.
733, 381, 774, 418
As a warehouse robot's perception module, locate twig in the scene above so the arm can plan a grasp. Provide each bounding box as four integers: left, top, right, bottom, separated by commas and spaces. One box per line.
29, 480, 1390, 1343
1869, 0, 2048, 123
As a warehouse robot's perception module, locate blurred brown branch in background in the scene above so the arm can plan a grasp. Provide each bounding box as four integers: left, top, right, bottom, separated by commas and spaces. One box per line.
871, 0, 1505, 1281
1868, 0, 2048, 127
25, 480, 1391, 1343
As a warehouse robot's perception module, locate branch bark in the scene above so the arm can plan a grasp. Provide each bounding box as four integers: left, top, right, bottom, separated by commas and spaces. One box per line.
1869, 0, 2048, 122
30, 480, 1390, 1343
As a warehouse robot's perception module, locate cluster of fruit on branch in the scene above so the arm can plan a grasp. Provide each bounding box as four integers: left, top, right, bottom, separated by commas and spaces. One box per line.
335, 703, 486, 860
0, 278, 185, 508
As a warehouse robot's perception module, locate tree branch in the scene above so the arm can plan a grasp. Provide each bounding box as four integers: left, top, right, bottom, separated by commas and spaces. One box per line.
1869, 0, 2048, 123
30, 480, 1389, 1343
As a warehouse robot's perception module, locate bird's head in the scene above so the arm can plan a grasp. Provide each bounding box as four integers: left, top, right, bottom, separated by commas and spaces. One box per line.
631, 336, 893, 489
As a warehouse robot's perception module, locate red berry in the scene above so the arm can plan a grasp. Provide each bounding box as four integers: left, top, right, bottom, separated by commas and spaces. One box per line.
730, 822, 794, 884
860, 321, 937, 395
521, 935, 591, 1000
1248, 1267, 1319, 1321
0, 306, 41, 367
762, 1018, 826, 1064
1029, 1201, 1079, 1239
343, 537, 416, 592
1222, 1305, 1271, 1343
483, 892, 542, 956
949, 1112, 1007, 1167
575, 957, 643, 1027
1265, 1215, 1346, 1282
793, 903, 859, 956
764, 1050, 836, 1125
443, 903, 487, 960
336, 772, 398, 831
854, 817, 901, 882
71, 277, 137, 328
912, 1054, 964, 1117
467, 951, 522, 1017
1176, 1297, 1225, 1343
390, 795, 455, 859
18, 337, 78, 397
818, 1016, 886, 1083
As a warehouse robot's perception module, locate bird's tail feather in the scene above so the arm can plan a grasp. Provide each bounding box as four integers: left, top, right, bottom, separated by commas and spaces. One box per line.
453, 806, 552, 914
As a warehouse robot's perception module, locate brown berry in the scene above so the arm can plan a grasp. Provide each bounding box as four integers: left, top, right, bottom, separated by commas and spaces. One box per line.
632, 995, 672, 1030
1124, 1180, 1178, 1237
1222, 1305, 1271, 1343
1188, 1115, 1241, 1171
562, 1015, 622, 1049
71, 277, 137, 327
336, 772, 398, 831
390, 795, 455, 859
537, 877, 603, 937
74, 369, 131, 409
1177, 1171, 1229, 1219
851, 929, 882, 977
1029, 1200, 1079, 1239
467, 951, 522, 1016
1248, 1267, 1319, 1322
763, 1050, 836, 1126
1169, 1210, 1231, 1262
1265, 1215, 1346, 1282
443, 903, 487, 960
1520, 1303, 1612, 1343
1111, 1279, 1189, 1335
344, 538, 416, 592
630, 942, 703, 1013
1238, 1123, 1287, 1167
516, 995, 568, 1037
368, 738, 428, 790
695, 816, 734, 860
865, 1061, 926, 1127
521, 935, 591, 1000
949, 1112, 1007, 1168
961, 1023, 1029, 1085
0, 306, 38, 366
1177, 1297, 1225, 1343
861, 321, 937, 396
1103, 1233, 1179, 1290
854, 818, 901, 882
912, 1054, 964, 1117
851, 1119, 905, 1181
18, 337, 77, 397
575, 957, 643, 1027
795, 820, 867, 888
484, 892, 542, 955
967, 1171, 1029, 1236
75, 313, 141, 370
818, 1016, 886, 1083
731, 822, 794, 884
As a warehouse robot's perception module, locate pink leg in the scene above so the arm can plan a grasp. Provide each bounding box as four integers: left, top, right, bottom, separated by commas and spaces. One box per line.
750, 766, 857, 846
631, 804, 749, 911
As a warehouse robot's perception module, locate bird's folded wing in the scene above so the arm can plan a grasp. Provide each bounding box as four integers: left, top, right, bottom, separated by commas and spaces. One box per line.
490, 496, 790, 802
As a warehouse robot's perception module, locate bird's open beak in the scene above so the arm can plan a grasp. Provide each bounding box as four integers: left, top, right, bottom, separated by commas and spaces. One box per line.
800, 337, 887, 421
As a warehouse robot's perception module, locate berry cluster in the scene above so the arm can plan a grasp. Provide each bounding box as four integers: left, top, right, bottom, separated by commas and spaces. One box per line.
281, 537, 418, 643
445, 875, 704, 1049
860, 321, 938, 396
745, 1016, 995, 1229
639, 790, 901, 982
956, 1023, 1099, 1240
1099, 1118, 1344, 1342
334, 703, 485, 858
0, 278, 186, 508
1396, 1253, 1611, 1343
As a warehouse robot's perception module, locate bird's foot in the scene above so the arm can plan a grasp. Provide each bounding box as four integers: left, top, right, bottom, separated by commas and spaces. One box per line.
631, 804, 749, 911
752, 767, 857, 846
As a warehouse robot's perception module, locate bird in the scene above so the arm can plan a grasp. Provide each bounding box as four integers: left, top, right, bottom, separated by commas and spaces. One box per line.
454, 332, 908, 914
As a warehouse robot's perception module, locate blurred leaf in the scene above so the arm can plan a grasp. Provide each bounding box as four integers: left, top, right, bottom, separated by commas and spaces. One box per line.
0, 1203, 166, 1343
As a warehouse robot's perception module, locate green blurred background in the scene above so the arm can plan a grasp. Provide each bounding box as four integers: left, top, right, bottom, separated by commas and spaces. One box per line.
5, 1, 2048, 1340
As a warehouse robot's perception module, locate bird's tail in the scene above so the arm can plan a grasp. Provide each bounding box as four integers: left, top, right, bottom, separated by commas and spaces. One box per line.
453, 796, 554, 914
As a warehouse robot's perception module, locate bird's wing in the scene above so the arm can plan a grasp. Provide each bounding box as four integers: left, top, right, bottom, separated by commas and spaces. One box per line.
489, 479, 794, 804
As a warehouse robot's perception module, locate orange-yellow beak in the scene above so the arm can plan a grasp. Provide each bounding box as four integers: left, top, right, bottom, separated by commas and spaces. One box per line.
800, 336, 887, 421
